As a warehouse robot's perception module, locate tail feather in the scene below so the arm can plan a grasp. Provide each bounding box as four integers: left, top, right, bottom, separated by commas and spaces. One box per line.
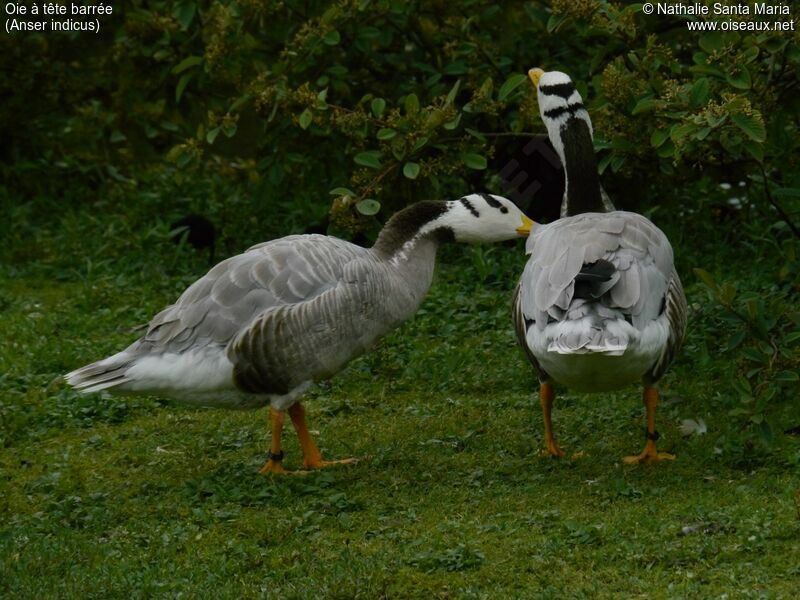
64, 352, 133, 394
574, 259, 617, 300
544, 315, 633, 356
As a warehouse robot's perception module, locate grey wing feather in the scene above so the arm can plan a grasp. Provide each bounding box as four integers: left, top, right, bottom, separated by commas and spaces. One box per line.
647, 270, 688, 382
524, 212, 674, 322
141, 235, 368, 354
512, 281, 549, 382
227, 256, 390, 394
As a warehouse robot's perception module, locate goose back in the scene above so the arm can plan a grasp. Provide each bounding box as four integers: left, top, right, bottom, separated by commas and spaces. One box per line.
516, 211, 686, 389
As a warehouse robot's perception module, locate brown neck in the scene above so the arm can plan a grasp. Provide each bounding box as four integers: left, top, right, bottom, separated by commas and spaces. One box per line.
372, 201, 454, 258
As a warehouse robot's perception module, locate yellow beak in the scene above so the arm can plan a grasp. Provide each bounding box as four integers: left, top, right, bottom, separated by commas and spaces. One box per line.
528, 68, 544, 88
516, 214, 534, 237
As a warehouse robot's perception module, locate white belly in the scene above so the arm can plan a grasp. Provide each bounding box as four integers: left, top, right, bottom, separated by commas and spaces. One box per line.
537, 350, 652, 391
116, 347, 309, 410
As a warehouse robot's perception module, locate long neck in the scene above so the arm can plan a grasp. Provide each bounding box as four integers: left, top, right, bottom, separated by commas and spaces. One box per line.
557, 117, 605, 216
372, 201, 453, 260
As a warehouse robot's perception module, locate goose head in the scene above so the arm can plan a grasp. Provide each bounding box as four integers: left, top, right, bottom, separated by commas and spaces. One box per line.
528, 68, 604, 216
529, 68, 593, 148
373, 194, 533, 260
434, 193, 534, 243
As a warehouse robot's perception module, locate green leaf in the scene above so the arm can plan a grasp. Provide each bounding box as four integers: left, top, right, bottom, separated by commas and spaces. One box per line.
391, 137, 406, 161
775, 371, 800, 382
742, 347, 766, 363
355, 199, 380, 216
670, 122, 698, 144
106, 165, 130, 182
689, 78, 711, 108
403, 162, 420, 179
298, 109, 313, 130
354, 151, 382, 169
411, 136, 429, 152
741, 46, 760, 63
774, 187, 800, 198
699, 31, 724, 53
206, 127, 220, 145
172, 55, 202, 75
465, 128, 487, 142
174, 1, 196, 30
693, 268, 719, 292
631, 97, 656, 115
445, 79, 461, 105
730, 113, 765, 142
706, 112, 728, 128
175, 73, 193, 102
745, 141, 764, 162
656, 139, 675, 158
497, 73, 528, 102
462, 153, 487, 170
719, 283, 736, 305
696, 126, 712, 140
229, 94, 251, 113
597, 153, 612, 175
690, 64, 726, 79
376, 128, 397, 140
726, 330, 747, 351
404, 93, 420, 115
371, 98, 386, 118
323, 30, 341, 45
109, 130, 127, 143
546, 13, 567, 32
732, 375, 752, 397
221, 121, 237, 138
329, 187, 355, 196
726, 68, 752, 90
443, 113, 462, 130
650, 128, 670, 148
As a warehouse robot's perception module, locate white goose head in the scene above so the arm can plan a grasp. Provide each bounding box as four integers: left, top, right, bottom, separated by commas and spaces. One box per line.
530, 69, 593, 151
373, 194, 533, 260
433, 193, 533, 243
529, 68, 605, 216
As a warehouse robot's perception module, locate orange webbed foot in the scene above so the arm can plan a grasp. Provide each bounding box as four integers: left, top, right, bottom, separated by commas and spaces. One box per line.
623, 450, 676, 465
541, 439, 565, 458
303, 456, 360, 470
259, 459, 289, 475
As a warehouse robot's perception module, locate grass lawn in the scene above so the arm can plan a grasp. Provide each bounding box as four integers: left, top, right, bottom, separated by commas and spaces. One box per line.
2, 208, 799, 597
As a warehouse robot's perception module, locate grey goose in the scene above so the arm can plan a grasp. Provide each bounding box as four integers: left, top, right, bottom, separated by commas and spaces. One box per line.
512, 69, 687, 464
67, 194, 533, 474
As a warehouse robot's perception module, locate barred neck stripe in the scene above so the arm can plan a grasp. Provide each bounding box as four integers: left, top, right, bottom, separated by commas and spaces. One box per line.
543, 103, 585, 120
459, 197, 479, 218
479, 193, 509, 213
539, 82, 576, 99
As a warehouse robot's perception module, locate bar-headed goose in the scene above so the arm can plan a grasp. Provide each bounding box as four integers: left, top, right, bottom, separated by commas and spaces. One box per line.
67, 194, 533, 474
512, 69, 687, 464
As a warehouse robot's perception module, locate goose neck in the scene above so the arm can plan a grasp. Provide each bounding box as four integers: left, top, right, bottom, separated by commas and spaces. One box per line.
372, 201, 452, 262
556, 118, 605, 216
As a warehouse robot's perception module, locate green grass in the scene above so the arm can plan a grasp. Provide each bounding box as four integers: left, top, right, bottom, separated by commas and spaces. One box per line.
2, 199, 800, 597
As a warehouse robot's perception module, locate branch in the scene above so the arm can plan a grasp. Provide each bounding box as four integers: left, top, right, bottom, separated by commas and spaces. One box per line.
759, 164, 800, 240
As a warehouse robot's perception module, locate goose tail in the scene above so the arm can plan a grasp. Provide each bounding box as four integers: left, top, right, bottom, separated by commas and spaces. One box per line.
64, 350, 134, 394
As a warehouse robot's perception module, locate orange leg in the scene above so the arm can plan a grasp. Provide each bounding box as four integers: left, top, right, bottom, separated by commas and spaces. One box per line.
288, 402, 358, 470
259, 407, 288, 475
540, 383, 564, 458
623, 387, 676, 464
